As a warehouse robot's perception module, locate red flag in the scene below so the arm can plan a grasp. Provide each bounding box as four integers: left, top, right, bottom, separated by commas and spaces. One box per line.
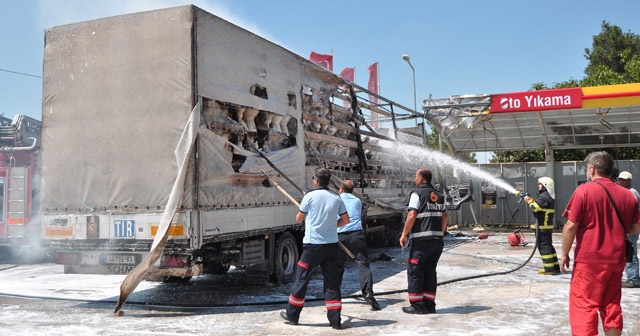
367, 62, 379, 104
309, 52, 333, 71
368, 62, 379, 127
340, 67, 355, 108
339, 67, 355, 108
340, 67, 355, 82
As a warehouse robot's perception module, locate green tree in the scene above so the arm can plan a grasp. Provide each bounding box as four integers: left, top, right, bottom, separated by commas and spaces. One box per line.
622, 49, 640, 82
492, 150, 544, 163
584, 21, 640, 80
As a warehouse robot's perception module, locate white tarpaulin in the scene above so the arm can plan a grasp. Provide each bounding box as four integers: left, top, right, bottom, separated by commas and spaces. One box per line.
41, 6, 195, 212
41, 5, 306, 214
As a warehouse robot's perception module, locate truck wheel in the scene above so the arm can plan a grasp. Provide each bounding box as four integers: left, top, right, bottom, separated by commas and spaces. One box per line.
273, 231, 299, 284
208, 263, 231, 275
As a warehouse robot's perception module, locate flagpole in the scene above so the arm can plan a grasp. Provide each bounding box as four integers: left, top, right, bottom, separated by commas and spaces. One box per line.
331, 49, 334, 72
377, 62, 381, 96
377, 62, 380, 127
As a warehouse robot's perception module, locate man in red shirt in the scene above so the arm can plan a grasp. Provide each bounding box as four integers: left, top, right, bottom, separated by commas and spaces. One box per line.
561, 151, 640, 336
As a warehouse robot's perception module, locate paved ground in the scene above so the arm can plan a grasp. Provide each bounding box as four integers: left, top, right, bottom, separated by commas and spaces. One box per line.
1, 231, 640, 335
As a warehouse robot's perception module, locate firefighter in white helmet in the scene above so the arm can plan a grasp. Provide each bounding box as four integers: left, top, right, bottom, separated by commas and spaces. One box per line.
523, 177, 560, 274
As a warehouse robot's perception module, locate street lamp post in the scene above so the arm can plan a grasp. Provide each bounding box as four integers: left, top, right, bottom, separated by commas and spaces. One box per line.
402, 54, 417, 127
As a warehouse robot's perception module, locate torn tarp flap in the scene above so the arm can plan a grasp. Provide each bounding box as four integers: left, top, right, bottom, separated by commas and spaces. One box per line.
115, 103, 201, 313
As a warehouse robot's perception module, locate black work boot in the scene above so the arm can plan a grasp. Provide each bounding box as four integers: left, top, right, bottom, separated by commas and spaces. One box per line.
280, 311, 298, 325
330, 321, 343, 330
402, 303, 427, 314
364, 293, 381, 311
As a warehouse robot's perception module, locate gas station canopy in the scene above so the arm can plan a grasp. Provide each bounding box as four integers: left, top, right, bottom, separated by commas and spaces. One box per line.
423, 83, 640, 153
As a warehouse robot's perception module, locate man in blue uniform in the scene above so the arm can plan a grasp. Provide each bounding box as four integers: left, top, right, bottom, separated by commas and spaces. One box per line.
337, 179, 381, 310
399, 168, 448, 314
281, 168, 350, 329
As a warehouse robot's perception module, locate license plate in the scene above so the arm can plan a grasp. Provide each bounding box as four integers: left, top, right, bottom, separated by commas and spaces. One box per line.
102, 254, 137, 265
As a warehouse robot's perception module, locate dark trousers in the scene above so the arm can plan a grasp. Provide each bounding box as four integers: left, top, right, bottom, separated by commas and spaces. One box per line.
337, 230, 374, 296
537, 229, 560, 272
407, 238, 443, 310
286, 243, 341, 325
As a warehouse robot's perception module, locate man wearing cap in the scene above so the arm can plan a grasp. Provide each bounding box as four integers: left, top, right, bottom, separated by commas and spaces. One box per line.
618, 171, 640, 288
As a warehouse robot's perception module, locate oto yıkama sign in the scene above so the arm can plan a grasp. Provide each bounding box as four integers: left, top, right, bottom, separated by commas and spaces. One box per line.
490, 87, 582, 113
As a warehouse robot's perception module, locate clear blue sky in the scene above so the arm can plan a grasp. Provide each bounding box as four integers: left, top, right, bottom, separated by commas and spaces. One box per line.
2, 0, 639, 124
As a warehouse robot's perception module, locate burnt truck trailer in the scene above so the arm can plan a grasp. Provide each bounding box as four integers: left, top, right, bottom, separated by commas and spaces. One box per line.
40, 5, 429, 281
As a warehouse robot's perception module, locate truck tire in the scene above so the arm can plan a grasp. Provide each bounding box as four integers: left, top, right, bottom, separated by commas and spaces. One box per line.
208, 263, 231, 275
273, 231, 299, 284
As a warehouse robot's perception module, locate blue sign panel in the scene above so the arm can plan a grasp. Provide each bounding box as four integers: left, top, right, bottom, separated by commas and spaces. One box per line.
114, 220, 135, 238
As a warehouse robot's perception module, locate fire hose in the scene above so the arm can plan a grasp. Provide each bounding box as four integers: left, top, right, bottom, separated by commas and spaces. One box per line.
433, 192, 541, 286
352, 191, 542, 296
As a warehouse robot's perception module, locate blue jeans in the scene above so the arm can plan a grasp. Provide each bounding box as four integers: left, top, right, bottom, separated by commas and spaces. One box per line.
625, 233, 640, 283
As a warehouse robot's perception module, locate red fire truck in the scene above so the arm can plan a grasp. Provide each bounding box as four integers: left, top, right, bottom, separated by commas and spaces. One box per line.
0, 114, 41, 260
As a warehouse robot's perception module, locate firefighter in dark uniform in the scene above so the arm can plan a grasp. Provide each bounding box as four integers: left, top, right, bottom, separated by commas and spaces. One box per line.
523, 177, 560, 274
399, 168, 448, 314
280, 168, 350, 330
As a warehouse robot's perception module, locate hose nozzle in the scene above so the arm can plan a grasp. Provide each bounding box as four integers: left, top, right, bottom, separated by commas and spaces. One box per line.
515, 191, 531, 203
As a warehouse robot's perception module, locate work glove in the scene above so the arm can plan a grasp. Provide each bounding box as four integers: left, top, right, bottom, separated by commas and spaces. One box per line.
523, 195, 535, 205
